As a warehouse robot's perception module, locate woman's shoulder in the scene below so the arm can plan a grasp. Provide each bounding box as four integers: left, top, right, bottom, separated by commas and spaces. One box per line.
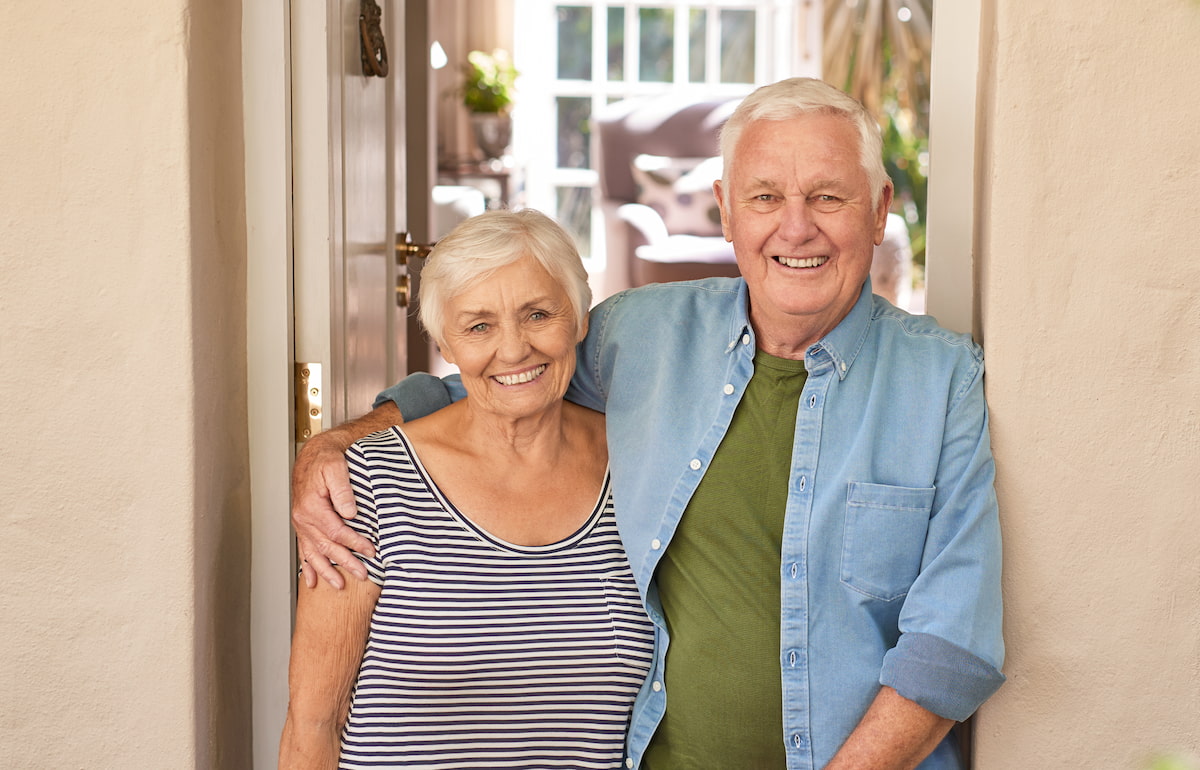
396, 400, 463, 446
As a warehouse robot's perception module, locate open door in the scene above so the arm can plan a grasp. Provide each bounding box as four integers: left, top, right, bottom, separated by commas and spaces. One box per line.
294, 0, 434, 426
249, 1, 435, 764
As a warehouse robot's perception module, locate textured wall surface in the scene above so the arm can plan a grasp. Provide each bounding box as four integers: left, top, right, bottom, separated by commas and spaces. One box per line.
0, 2, 249, 767
975, 0, 1200, 766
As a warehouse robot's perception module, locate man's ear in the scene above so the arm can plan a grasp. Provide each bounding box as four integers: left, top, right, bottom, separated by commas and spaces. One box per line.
714, 180, 732, 242
873, 182, 895, 245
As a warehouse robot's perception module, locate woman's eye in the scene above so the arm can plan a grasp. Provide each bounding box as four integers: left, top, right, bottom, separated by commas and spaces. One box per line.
529, 311, 547, 321
469, 322, 488, 333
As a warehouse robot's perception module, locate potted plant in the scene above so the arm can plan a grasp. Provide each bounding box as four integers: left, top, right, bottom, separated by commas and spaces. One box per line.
462, 49, 517, 160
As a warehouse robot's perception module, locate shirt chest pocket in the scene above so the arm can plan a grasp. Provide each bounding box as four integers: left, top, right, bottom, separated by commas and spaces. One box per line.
840, 481, 936, 602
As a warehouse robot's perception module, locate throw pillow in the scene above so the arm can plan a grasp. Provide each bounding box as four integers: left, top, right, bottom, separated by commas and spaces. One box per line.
630, 154, 724, 237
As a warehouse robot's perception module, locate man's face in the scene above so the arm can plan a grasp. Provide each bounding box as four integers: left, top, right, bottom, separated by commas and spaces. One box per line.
714, 112, 892, 353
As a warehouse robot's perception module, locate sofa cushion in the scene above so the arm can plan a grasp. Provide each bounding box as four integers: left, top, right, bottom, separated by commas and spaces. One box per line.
630, 154, 724, 237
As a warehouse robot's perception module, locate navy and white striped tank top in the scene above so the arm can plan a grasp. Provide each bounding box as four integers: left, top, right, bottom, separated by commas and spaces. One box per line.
340, 427, 654, 769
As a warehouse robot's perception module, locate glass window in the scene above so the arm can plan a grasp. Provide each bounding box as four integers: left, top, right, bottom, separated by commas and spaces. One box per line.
720, 10, 756, 84
608, 7, 625, 81
638, 8, 674, 83
556, 186, 593, 259
557, 6, 591, 79
688, 9, 707, 83
556, 96, 591, 169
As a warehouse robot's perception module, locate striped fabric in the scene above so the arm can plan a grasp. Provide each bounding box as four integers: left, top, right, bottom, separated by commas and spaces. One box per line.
339, 427, 654, 769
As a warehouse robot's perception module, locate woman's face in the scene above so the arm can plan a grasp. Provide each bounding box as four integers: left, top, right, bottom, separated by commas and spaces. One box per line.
439, 254, 584, 422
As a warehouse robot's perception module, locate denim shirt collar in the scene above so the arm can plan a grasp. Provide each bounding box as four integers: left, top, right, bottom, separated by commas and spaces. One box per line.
723, 279, 755, 355
809, 279, 874, 381
725, 278, 875, 381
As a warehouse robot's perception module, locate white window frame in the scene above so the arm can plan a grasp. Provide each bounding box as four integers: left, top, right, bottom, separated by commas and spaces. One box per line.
512, 0, 819, 271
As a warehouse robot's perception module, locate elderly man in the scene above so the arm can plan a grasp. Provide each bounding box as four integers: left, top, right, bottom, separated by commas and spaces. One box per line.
291, 77, 1004, 769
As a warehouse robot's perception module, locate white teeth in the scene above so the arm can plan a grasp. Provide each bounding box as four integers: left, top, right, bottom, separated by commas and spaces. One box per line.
494, 364, 546, 386
778, 255, 829, 268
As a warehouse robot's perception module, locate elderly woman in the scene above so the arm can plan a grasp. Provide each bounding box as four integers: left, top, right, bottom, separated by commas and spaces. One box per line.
278, 209, 654, 769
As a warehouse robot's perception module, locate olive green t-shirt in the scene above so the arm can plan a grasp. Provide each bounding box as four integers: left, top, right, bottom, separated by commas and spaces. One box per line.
642, 350, 807, 768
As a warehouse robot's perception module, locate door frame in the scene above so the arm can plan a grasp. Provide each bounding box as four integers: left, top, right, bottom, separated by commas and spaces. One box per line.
242, 1, 985, 764
243, 2, 295, 768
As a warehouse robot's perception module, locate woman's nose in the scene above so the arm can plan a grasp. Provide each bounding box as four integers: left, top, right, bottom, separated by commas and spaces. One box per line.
496, 324, 531, 361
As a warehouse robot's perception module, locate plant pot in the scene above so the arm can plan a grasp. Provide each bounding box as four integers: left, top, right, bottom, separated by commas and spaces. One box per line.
470, 112, 512, 160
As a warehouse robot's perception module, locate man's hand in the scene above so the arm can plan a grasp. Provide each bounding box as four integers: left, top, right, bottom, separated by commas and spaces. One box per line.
290, 403, 402, 589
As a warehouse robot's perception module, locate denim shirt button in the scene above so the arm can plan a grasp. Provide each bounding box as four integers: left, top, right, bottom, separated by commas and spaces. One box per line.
652, 680, 663, 692
723, 383, 734, 395
689, 458, 701, 470
788, 650, 797, 666
626, 759, 634, 769
651, 538, 662, 550
808, 394, 817, 408
742, 333, 751, 345
798, 476, 807, 491
790, 563, 798, 579
793, 733, 804, 748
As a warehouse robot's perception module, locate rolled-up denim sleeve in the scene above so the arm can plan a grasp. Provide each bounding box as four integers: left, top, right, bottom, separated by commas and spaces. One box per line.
374, 372, 465, 421
880, 355, 1005, 721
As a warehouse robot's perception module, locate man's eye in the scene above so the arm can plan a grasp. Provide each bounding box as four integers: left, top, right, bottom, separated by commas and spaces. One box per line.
816, 194, 839, 203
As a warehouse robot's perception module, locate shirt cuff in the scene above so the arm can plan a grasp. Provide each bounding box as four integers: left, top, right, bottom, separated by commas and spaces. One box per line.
374, 373, 453, 421
880, 632, 1006, 721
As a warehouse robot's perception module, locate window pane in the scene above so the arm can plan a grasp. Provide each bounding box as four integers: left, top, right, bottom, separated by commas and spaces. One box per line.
688, 9, 706, 83
720, 9, 755, 84
638, 8, 674, 83
556, 186, 592, 260
608, 7, 625, 81
556, 96, 592, 169
557, 6, 592, 80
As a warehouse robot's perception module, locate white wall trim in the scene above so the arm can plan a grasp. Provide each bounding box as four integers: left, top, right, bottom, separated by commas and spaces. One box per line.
243, 1, 295, 766
925, 0, 982, 337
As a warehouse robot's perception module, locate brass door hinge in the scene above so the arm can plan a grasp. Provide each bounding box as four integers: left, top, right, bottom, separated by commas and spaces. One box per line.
295, 362, 323, 443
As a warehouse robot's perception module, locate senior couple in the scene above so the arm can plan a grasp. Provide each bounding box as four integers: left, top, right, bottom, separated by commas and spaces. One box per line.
279, 77, 1005, 769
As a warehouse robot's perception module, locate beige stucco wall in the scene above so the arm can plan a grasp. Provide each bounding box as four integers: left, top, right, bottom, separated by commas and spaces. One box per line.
0, 2, 250, 767
975, 0, 1200, 767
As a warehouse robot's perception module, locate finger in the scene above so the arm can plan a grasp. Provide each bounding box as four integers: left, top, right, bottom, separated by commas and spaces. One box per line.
324, 462, 358, 521
301, 558, 318, 589
330, 522, 376, 559
306, 550, 346, 590
316, 540, 369, 583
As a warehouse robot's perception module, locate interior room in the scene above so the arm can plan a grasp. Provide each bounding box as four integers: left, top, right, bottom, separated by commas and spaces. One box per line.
1, 1, 1198, 768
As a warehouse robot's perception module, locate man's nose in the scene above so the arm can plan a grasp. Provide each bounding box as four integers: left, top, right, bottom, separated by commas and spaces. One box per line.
778, 199, 818, 242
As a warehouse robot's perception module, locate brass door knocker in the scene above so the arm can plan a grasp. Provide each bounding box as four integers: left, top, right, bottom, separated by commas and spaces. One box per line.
360, 0, 388, 78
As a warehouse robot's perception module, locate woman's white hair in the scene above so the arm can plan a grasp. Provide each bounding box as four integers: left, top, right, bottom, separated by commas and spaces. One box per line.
418, 208, 591, 347
719, 77, 891, 207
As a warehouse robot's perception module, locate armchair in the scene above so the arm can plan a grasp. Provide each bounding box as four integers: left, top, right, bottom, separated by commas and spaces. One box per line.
594, 96, 742, 294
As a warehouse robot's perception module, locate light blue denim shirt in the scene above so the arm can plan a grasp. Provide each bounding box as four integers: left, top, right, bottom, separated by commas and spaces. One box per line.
378, 277, 1005, 769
